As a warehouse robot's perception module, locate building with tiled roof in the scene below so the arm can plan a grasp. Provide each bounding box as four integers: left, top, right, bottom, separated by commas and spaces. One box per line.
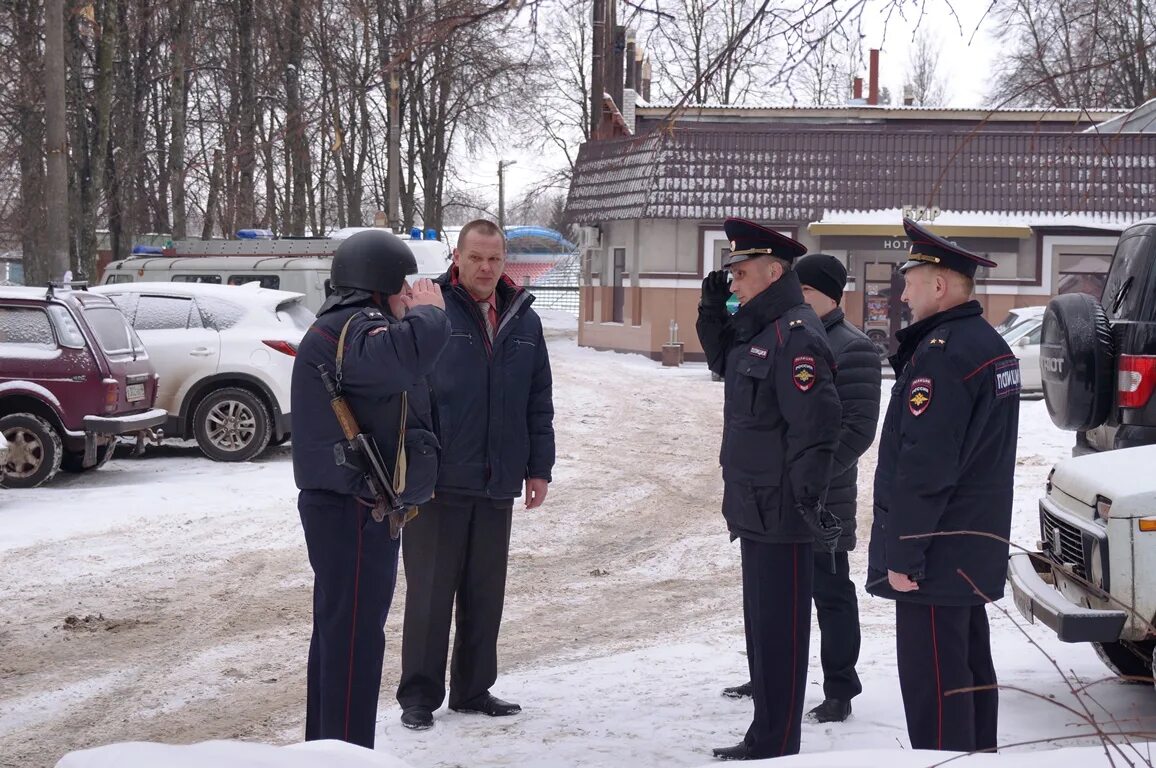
564, 56, 1151, 359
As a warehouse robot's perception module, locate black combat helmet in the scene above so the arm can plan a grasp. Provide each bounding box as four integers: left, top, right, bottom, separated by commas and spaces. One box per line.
330, 229, 418, 296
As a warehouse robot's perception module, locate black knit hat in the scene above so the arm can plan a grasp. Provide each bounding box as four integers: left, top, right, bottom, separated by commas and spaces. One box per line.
794, 253, 847, 305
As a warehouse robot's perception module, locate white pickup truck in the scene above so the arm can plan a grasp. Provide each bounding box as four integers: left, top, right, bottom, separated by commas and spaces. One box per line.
1009, 444, 1156, 681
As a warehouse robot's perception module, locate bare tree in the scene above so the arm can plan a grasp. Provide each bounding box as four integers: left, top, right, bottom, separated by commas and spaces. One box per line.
989, 0, 1156, 108
790, 8, 860, 106
645, 0, 777, 105
907, 27, 948, 106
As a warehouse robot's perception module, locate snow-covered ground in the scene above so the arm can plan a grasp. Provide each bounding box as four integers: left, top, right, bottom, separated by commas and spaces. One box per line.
3, 310, 1155, 768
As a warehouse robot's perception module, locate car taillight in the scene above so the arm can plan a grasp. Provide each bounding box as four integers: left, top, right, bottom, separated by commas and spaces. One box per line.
1117, 354, 1156, 409
263, 340, 298, 357
103, 378, 119, 412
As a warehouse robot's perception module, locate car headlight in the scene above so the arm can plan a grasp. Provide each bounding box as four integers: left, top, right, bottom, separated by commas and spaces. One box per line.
1087, 539, 1105, 591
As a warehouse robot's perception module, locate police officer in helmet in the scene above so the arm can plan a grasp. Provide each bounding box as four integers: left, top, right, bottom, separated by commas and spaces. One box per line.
697, 217, 842, 761
291, 229, 450, 748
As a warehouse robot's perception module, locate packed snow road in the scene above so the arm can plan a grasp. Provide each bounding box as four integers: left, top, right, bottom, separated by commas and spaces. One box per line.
2, 314, 1154, 767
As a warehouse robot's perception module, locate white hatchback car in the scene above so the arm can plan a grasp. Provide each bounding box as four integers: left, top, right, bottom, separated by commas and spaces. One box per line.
90, 282, 313, 461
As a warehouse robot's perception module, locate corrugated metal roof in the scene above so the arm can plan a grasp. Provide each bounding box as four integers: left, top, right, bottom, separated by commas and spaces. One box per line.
565, 125, 1156, 224
639, 103, 1124, 117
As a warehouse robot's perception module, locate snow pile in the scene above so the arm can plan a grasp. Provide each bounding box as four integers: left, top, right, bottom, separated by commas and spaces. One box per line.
55, 739, 411, 768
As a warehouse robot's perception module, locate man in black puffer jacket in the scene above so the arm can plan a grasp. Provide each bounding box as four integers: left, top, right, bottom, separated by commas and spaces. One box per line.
720, 254, 881, 726
397, 219, 555, 731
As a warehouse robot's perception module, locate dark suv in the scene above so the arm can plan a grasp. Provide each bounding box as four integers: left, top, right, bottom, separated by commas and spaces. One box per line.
1040, 219, 1156, 453
0, 283, 167, 488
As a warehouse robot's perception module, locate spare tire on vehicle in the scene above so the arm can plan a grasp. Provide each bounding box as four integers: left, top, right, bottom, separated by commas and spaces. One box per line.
1040, 293, 1115, 431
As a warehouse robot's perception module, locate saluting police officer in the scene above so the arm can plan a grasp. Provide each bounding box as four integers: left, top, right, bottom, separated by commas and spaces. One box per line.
867, 218, 1020, 753
721, 253, 881, 725
697, 218, 843, 761
291, 229, 451, 748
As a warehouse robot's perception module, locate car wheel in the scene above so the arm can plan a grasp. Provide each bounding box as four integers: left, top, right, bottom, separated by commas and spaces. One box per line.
1040, 293, 1115, 431
192, 387, 272, 462
1093, 640, 1154, 682
0, 413, 64, 489
60, 441, 117, 473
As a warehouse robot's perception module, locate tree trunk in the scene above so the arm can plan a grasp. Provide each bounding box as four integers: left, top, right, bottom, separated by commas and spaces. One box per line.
14, 0, 48, 286
235, 0, 257, 230
202, 147, 224, 239
44, 0, 71, 280
284, 0, 308, 235
168, 0, 192, 240
65, 7, 98, 280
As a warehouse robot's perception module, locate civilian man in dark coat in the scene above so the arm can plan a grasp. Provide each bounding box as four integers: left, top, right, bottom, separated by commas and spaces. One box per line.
397, 219, 555, 730
698, 218, 842, 761
292, 230, 450, 748
867, 218, 1020, 753
721, 253, 881, 724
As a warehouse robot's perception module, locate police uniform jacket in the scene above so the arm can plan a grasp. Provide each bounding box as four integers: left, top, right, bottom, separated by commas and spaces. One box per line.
291, 301, 451, 506
867, 300, 1020, 605
429, 270, 555, 500
697, 270, 842, 543
822, 308, 882, 552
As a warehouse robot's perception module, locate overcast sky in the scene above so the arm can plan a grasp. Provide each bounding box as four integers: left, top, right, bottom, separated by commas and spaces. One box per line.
861, 0, 998, 107
468, 0, 1002, 217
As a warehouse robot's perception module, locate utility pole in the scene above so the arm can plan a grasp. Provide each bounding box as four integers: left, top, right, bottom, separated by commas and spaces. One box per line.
387, 66, 402, 232
497, 159, 516, 232
44, 0, 70, 281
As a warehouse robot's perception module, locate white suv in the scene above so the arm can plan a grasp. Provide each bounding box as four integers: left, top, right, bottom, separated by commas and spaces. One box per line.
90, 282, 313, 461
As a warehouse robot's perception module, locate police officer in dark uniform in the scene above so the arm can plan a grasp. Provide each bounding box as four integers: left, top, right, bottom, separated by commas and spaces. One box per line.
867, 218, 1021, 753
291, 229, 451, 748
721, 253, 881, 724
697, 217, 843, 761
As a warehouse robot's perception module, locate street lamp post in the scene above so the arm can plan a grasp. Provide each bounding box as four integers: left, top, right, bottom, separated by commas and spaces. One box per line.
498, 159, 517, 232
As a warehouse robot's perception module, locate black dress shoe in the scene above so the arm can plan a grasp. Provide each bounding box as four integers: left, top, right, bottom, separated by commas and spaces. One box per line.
807, 698, 852, 723
400, 707, 433, 730
450, 693, 521, 717
712, 742, 757, 761
721, 681, 753, 699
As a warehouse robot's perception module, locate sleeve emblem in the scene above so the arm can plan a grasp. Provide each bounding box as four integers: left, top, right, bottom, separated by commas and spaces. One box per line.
793, 355, 817, 392
908, 377, 933, 416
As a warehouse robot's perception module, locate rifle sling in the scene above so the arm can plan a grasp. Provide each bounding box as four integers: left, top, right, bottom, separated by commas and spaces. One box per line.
334, 313, 407, 495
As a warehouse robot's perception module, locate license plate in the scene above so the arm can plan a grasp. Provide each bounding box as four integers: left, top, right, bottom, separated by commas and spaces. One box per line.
126, 383, 146, 402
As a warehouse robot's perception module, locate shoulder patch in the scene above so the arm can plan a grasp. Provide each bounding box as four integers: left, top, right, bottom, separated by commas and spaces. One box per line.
994, 357, 1021, 398
908, 377, 933, 416
793, 355, 817, 391
749, 345, 769, 359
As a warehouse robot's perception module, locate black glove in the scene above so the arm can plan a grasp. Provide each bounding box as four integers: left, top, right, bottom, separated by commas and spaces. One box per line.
700, 270, 731, 310
796, 500, 842, 553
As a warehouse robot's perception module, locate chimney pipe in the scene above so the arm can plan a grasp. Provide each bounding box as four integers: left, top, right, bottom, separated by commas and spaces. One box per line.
853, 77, 863, 100
868, 48, 879, 105
642, 58, 651, 102
625, 31, 636, 89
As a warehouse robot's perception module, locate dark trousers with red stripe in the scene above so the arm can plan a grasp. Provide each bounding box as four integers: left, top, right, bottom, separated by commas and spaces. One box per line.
896, 601, 998, 752
299, 490, 400, 749
741, 539, 814, 758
